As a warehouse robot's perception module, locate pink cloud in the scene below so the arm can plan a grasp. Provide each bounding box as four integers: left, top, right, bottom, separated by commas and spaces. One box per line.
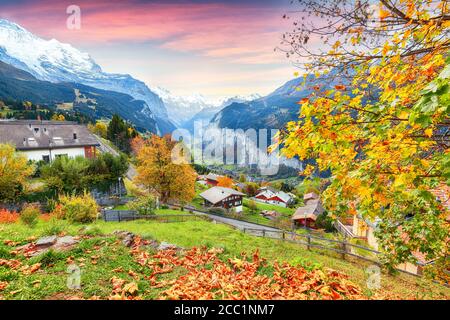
0, 0, 290, 64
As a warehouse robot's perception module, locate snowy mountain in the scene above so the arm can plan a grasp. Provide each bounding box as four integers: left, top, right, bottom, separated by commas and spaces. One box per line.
150, 86, 262, 128
0, 19, 175, 134
150, 87, 213, 127
216, 94, 262, 109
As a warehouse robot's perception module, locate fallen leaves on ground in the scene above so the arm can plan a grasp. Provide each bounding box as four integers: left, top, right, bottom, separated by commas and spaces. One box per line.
127, 238, 363, 300
0, 258, 41, 275
0, 281, 8, 291
108, 276, 140, 300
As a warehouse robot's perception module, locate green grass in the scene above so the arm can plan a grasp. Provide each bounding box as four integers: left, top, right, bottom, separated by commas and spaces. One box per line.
243, 198, 295, 215
0, 220, 448, 300
112, 204, 129, 210
110, 206, 189, 216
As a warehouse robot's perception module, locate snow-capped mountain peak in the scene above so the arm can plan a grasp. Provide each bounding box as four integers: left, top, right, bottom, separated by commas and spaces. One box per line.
0, 19, 101, 81
0, 19, 175, 133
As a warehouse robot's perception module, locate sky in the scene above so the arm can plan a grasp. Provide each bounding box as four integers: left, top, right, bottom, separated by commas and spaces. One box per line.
0, 0, 298, 101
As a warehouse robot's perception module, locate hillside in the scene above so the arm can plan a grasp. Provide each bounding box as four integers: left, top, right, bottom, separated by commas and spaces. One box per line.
0, 19, 175, 134
0, 219, 448, 300
0, 61, 158, 132
211, 73, 343, 131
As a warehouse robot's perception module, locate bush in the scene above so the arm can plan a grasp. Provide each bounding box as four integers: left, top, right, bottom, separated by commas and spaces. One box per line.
208, 207, 226, 215
41, 153, 128, 194
128, 195, 156, 215
54, 192, 99, 223
41, 218, 68, 236
0, 209, 19, 224
246, 200, 258, 214
161, 204, 169, 209
315, 211, 335, 232
20, 204, 40, 227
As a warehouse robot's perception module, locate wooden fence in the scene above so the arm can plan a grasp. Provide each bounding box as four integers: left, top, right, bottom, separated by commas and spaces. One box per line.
242, 228, 450, 284
243, 227, 385, 265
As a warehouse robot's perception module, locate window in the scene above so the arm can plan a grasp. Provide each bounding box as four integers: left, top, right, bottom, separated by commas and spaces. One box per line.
42, 155, 50, 163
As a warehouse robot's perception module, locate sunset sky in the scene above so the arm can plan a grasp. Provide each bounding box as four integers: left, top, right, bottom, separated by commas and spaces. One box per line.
0, 0, 298, 101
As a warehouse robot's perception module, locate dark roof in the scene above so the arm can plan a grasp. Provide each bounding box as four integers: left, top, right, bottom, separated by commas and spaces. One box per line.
200, 186, 245, 204
0, 120, 100, 150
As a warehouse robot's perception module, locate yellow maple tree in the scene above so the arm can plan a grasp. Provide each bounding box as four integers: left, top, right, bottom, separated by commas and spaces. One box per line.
0, 144, 34, 203
134, 135, 196, 204
278, 0, 449, 267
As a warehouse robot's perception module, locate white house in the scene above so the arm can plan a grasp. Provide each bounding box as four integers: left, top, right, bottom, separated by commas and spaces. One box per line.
254, 186, 293, 207
0, 120, 100, 162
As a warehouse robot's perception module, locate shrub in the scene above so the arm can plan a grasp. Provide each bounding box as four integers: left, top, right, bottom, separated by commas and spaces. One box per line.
20, 204, 40, 227
246, 200, 258, 214
39, 213, 53, 222
128, 195, 156, 215
208, 207, 226, 215
0, 209, 19, 224
55, 192, 99, 223
315, 211, 335, 232
41, 218, 68, 236
161, 204, 169, 210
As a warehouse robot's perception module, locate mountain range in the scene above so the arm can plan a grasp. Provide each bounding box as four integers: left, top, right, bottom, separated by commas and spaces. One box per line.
0, 19, 330, 137
210, 73, 343, 131
0, 19, 172, 133
0, 60, 158, 132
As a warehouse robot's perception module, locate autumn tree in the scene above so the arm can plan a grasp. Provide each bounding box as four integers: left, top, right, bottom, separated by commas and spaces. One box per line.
244, 182, 260, 197
135, 135, 196, 204
51, 114, 65, 121
0, 144, 34, 203
130, 135, 146, 156
277, 0, 449, 267
88, 121, 108, 139
216, 176, 234, 188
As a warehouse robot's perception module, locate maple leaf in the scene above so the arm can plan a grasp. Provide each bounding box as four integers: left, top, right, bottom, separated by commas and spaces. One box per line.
21, 263, 41, 275
0, 281, 8, 291
123, 282, 139, 295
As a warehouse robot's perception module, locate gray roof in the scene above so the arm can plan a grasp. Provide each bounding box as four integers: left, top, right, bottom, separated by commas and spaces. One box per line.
304, 192, 320, 201
276, 191, 292, 203
0, 120, 99, 150
292, 199, 324, 221
256, 189, 292, 203
200, 186, 245, 205
205, 173, 222, 181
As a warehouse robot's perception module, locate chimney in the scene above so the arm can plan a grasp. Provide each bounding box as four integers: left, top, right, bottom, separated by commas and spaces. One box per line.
73, 133, 77, 140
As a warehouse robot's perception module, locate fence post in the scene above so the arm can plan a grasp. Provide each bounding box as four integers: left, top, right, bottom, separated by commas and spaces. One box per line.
243, 228, 246, 234
307, 234, 311, 250
282, 231, 285, 240
262, 230, 266, 237
341, 237, 347, 260
118, 211, 121, 223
